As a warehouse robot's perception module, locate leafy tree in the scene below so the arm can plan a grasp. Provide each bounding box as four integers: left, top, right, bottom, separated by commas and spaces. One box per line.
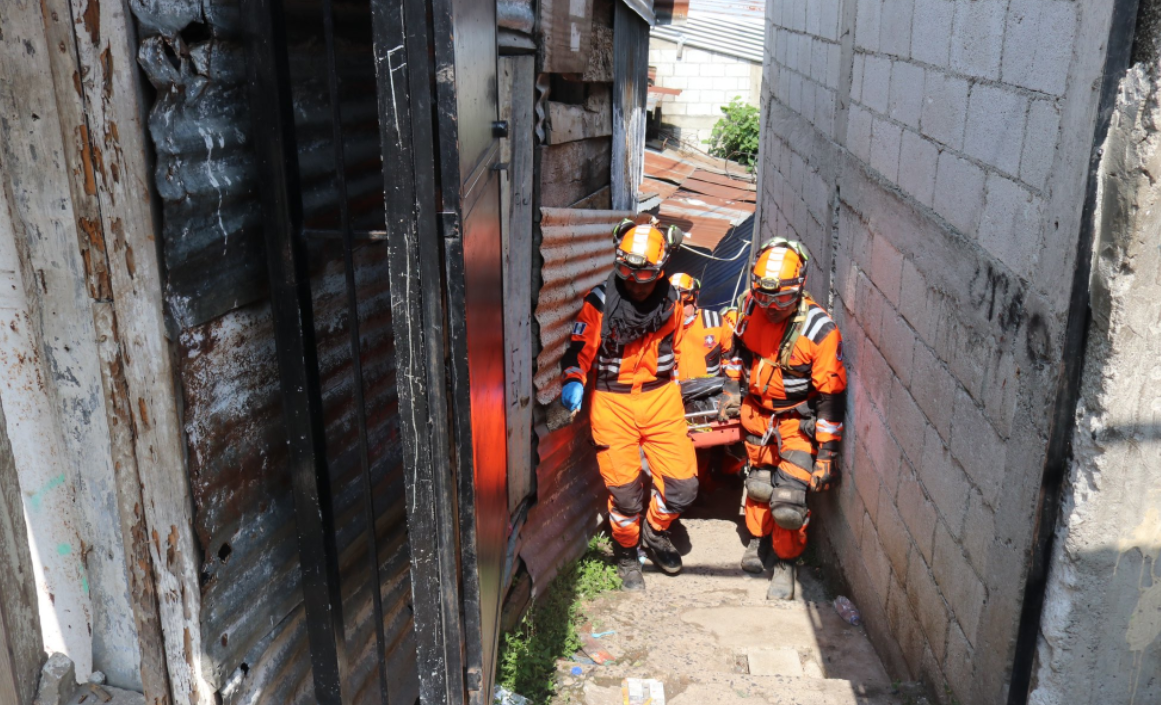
707, 98, 760, 167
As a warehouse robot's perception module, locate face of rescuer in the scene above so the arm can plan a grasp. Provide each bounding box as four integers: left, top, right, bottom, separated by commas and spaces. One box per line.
762, 297, 797, 324
623, 276, 660, 303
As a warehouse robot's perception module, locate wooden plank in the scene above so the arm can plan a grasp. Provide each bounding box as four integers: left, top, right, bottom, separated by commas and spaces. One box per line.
611, 3, 647, 212
570, 186, 611, 209
499, 55, 537, 514
540, 137, 612, 208
0, 398, 42, 705
540, 0, 594, 73
546, 98, 612, 144
39, 1, 176, 698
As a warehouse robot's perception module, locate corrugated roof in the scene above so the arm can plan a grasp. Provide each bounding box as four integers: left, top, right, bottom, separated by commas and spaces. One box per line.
664, 214, 754, 313
534, 208, 633, 405
650, 11, 766, 63
641, 148, 755, 252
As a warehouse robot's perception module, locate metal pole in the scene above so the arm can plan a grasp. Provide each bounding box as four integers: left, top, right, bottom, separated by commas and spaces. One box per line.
242, 0, 347, 701
319, 0, 391, 702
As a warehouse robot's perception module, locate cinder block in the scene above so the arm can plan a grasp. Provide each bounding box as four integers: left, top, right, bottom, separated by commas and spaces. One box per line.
932, 521, 986, 647
790, 0, 809, 32
799, 36, 814, 78
910, 339, 956, 441
950, 387, 1006, 509
905, 546, 951, 663
949, 0, 1006, 80
964, 83, 1029, 176
864, 403, 904, 494
688, 75, 713, 90
854, 437, 883, 526
674, 61, 701, 78
726, 63, 752, 78
898, 130, 939, 207
702, 89, 727, 105
849, 101, 873, 166
856, 0, 883, 52
898, 258, 938, 345
889, 61, 925, 129
888, 374, 925, 464
699, 62, 726, 78
879, 0, 915, 58
933, 151, 986, 235
870, 235, 905, 306
935, 314, 986, 401
827, 43, 842, 89
887, 574, 927, 677
943, 615, 975, 704
807, 0, 822, 35
816, 87, 838, 139
863, 512, 895, 599
920, 71, 968, 149
802, 80, 818, 122
1002, 0, 1078, 96
1019, 99, 1061, 191
870, 118, 904, 181
857, 271, 888, 348
919, 425, 970, 535
961, 488, 995, 577
862, 55, 892, 114
820, 0, 841, 42
877, 483, 912, 577
852, 53, 866, 104
897, 470, 938, 565
980, 173, 1043, 281
812, 36, 828, 82
910, 0, 954, 67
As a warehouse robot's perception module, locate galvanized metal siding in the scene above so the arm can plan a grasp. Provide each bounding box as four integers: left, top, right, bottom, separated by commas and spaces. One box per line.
533, 208, 633, 405
131, 1, 416, 702
650, 11, 766, 63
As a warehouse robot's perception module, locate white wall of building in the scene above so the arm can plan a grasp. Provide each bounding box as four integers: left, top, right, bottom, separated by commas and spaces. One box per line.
649, 37, 762, 146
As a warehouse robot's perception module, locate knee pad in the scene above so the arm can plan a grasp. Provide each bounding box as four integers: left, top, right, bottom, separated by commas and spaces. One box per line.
660, 476, 699, 515
769, 470, 809, 531
745, 466, 775, 503
608, 479, 644, 517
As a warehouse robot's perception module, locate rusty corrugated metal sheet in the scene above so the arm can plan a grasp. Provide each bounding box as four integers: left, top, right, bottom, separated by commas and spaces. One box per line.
644, 150, 697, 184
640, 177, 681, 200
518, 418, 605, 594
131, 1, 418, 703
534, 208, 634, 405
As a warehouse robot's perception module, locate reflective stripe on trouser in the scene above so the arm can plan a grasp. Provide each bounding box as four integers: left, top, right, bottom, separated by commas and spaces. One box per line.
592, 383, 699, 548
740, 397, 814, 558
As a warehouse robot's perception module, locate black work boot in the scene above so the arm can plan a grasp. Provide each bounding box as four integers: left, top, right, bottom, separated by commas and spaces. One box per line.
614, 542, 645, 591
642, 520, 683, 575
766, 560, 795, 600
740, 535, 765, 574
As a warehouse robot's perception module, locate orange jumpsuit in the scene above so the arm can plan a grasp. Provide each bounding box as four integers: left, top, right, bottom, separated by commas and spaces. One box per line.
562, 283, 699, 548
673, 308, 737, 486
729, 293, 846, 559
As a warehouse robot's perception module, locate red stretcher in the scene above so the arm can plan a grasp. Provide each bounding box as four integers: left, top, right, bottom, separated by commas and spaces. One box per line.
685, 409, 742, 449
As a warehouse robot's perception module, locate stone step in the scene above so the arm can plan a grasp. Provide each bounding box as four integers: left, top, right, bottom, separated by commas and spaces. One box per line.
576, 672, 903, 705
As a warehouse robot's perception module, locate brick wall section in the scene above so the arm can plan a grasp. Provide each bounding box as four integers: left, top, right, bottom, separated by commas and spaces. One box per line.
649, 38, 762, 145
755, 1, 1119, 703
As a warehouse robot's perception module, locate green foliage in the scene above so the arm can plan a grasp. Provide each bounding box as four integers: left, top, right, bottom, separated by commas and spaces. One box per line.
496, 535, 621, 704
707, 98, 760, 167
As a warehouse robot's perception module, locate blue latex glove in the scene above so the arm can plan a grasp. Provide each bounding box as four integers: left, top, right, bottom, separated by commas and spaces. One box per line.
561, 380, 584, 412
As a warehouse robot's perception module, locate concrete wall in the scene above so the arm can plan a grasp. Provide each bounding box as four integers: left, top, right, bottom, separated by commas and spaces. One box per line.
1028, 57, 1161, 705
755, 0, 1123, 702
650, 38, 763, 145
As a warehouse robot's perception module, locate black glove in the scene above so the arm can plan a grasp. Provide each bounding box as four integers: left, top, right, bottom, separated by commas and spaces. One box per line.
810, 448, 840, 492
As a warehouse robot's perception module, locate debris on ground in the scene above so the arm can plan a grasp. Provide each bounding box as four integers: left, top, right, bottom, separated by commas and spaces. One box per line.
494, 686, 529, 705
833, 596, 862, 626
622, 678, 666, 705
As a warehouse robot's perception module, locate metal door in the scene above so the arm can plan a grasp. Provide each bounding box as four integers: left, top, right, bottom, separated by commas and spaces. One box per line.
430, 1, 508, 699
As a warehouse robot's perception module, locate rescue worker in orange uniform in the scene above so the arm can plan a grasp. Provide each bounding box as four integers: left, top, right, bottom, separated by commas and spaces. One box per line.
670, 273, 734, 491
728, 238, 846, 600
561, 220, 698, 590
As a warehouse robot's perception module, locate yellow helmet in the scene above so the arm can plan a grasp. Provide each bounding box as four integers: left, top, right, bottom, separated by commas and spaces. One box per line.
611, 219, 683, 283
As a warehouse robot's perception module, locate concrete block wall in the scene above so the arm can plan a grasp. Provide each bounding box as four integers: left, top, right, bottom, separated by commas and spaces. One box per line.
756, 0, 1122, 702
649, 38, 762, 145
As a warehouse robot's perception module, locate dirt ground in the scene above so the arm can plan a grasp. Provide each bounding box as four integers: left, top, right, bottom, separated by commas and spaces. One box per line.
550, 475, 928, 705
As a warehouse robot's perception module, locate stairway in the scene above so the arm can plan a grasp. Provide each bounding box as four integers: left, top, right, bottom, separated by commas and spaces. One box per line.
555, 478, 917, 705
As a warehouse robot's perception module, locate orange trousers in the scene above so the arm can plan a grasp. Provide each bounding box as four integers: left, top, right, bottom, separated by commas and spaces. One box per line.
740, 398, 813, 559
591, 383, 699, 548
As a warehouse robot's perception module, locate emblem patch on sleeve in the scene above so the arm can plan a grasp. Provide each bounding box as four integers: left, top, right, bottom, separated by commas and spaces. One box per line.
836, 341, 844, 361
572, 322, 587, 336
704, 334, 716, 348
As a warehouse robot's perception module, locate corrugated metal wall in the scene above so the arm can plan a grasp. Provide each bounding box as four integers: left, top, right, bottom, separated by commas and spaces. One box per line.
131, 1, 417, 702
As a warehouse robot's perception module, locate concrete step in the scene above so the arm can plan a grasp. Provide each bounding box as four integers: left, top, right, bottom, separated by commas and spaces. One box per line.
575, 672, 903, 705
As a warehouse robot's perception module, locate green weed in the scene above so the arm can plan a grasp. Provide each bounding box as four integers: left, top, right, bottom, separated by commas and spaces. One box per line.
496, 535, 621, 704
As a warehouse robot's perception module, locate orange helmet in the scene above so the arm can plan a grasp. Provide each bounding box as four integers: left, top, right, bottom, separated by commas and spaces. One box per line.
751, 238, 810, 310
669, 272, 700, 304
612, 219, 682, 283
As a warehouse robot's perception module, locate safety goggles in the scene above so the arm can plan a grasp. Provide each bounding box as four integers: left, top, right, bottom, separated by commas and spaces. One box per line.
615, 251, 665, 283
752, 285, 801, 309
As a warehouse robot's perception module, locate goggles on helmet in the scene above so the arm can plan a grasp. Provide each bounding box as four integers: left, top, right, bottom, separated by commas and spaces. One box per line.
751, 286, 801, 310
614, 251, 665, 283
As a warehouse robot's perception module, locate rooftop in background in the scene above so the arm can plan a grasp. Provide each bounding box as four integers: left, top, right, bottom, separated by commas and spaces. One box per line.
651, 2, 767, 63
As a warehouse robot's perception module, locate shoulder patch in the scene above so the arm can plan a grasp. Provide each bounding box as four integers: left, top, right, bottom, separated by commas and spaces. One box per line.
585, 285, 607, 312
572, 321, 588, 336
802, 304, 835, 343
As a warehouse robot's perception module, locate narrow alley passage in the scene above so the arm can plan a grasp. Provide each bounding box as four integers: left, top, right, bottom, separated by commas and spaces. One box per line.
551, 476, 917, 705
